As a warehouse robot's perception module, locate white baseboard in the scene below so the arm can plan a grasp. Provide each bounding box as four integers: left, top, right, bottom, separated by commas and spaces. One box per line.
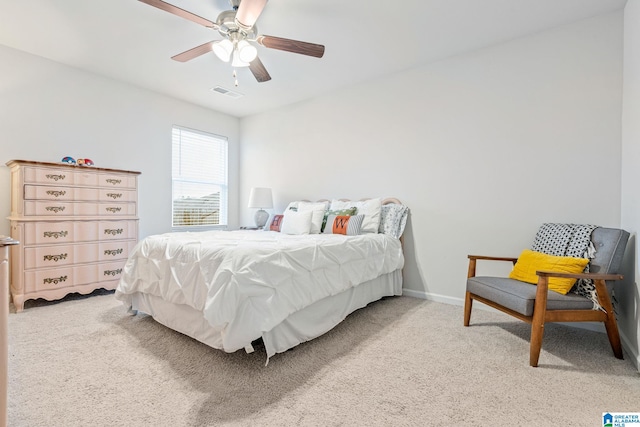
620, 330, 640, 371
401, 288, 463, 306
401, 287, 639, 371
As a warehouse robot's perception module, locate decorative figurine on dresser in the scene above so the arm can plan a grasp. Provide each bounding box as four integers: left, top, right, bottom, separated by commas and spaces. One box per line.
6, 159, 141, 311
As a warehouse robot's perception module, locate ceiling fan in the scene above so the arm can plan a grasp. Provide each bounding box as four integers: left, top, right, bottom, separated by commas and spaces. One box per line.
139, 0, 325, 84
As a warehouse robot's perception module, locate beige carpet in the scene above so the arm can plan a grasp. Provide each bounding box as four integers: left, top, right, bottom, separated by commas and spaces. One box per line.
7, 292, 640, 426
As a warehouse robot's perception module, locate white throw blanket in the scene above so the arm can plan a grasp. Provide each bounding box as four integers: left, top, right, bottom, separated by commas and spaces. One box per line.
115, 230, 404, 353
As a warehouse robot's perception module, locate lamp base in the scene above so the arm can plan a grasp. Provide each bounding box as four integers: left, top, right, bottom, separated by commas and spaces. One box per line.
254, 209, 269, 228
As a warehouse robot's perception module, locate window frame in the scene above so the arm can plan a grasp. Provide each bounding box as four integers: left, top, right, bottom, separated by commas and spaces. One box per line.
171, 125, 228, 231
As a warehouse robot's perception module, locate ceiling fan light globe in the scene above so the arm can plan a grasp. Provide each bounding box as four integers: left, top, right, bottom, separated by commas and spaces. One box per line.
212, 39, 233, 62
237, 40, 258, 63
231, 50, 250, 67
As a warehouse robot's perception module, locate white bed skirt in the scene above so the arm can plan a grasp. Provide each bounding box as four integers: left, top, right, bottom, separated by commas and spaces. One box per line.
129, 269, 403, 361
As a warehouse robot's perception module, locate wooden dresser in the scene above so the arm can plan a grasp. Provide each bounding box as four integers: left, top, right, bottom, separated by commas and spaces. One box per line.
6, 160, 140, 311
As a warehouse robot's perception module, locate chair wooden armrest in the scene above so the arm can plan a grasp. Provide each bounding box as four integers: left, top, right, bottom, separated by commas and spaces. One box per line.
467, 255, 518, 278
535, 270, 623, 281
468, 255, 518, 262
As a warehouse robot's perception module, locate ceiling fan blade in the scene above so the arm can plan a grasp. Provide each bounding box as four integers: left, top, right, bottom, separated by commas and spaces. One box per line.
235, 0, 268, 29
139, 0, 217, 28
257, 35, 325, 58
249, 57, 271, 83
171, 41, 216, 62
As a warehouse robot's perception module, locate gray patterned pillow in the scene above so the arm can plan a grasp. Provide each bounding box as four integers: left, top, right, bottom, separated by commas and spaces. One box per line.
378, 204, 409, 239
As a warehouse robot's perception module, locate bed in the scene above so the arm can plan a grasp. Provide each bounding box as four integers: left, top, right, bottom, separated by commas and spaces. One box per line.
115, 198, 408, 362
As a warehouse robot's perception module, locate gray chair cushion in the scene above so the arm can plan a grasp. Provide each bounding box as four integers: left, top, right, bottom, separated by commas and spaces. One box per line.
467, 276, 594, 317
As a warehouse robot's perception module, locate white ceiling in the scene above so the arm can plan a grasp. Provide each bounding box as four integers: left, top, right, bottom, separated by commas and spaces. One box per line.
0, 0, 628, 118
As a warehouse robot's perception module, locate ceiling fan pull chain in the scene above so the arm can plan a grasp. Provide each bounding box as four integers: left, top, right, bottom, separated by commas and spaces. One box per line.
233, 69, 239, 87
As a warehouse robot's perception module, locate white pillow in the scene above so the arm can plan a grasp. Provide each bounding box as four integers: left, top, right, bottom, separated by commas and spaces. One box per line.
330, 198, 382, 234
280, 210, 313, 235
297, 201, 327, 234
285, 201, 300, 211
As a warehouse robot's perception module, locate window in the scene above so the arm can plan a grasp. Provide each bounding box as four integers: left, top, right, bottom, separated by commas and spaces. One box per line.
172, 126, 228, 229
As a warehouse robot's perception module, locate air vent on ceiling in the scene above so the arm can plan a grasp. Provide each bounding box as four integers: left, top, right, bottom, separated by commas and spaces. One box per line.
211, 86, 244, 99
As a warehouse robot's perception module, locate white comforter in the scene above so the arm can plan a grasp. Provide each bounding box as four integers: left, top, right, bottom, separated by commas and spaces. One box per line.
115, 230, 403, 353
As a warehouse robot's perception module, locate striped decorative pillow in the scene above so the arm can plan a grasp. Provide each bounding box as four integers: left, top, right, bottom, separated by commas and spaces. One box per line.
322, 214, 364, 236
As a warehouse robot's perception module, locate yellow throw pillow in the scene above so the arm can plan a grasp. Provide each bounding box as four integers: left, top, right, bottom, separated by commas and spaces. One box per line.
509, 249, 589, 295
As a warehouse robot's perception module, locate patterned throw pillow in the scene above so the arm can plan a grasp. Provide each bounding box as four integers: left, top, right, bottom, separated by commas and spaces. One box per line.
378, 204, 409, 239
323, 214, 364, 236
321, 207, 357, 233
269, 214, 284, 232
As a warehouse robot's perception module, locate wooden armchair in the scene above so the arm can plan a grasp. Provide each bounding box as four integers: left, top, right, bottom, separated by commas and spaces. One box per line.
463, 227, 629, 367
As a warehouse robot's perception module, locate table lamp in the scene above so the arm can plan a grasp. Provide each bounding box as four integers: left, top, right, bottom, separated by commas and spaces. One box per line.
248, 187, 273, 228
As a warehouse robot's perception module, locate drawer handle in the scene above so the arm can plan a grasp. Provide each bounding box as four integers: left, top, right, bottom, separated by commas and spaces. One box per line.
104, 248, 123, 256
46, 190, 67, 197
106, 179, 122, 185
106, 193, 123, 199
45, 206, 66, 213
45, 174, 66, 182
105, 207, 122, 213
43, 231, 68, 239
43, 275, 67, 285
104, 268, 122, 277
104, 228, 123, 236
43, 253, 68, 262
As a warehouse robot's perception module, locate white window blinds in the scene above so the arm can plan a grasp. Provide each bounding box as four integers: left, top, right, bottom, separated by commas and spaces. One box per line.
172, 126, 228, 228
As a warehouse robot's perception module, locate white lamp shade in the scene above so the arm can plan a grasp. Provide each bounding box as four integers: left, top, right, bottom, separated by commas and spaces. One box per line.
231, 49, 250, 67
248, 187, 273, 209
237, 40, 258, 63
212, 39, 233, 62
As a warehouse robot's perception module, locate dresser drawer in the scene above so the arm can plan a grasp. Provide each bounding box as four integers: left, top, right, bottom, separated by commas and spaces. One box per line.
24, 185, 102, 202
99, 261, 125, 283
99, 202, 137, 216
22, 221, 137, 245
24, 244, 77, 269
24, 185, 75, 201
99, 240, 135, 262
100, 220, 137, 240
23, 221, 79, 245
23, 240, 135, 269
99, 189, 136, 202
23, 167, 73, 186
98, 173, 136, 189
24, 264, 98, 294
24, 201, 99, 216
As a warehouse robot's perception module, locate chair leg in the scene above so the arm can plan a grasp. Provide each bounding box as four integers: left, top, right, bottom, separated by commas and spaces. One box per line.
603, 316, 624, 359
529, 320, 544, 367
594, 279, 624, 359
529, 277, 550, 367
463, 291, 473, 326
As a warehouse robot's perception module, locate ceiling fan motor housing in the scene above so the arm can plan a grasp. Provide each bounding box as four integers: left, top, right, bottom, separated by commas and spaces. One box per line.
216, 10, 257, 39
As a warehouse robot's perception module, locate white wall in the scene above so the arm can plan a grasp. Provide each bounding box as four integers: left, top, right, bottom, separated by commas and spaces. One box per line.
0, 45, 240, 239
241, 12, 623, 305
620, 0, 640, 370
